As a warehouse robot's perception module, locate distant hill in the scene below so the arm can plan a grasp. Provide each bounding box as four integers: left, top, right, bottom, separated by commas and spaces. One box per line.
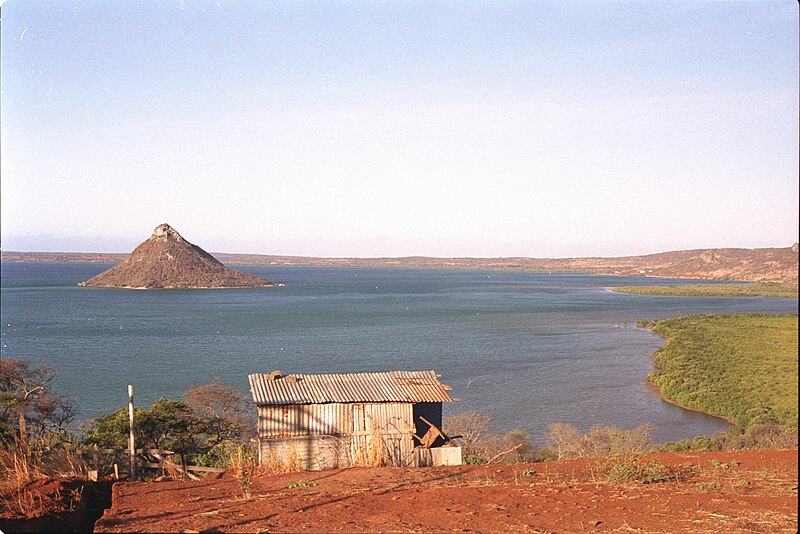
3, 243, 797, 284
75, 224, 275, 289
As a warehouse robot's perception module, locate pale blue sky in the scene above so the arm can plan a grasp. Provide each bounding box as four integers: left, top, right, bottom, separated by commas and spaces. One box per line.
1, 1, 798, 257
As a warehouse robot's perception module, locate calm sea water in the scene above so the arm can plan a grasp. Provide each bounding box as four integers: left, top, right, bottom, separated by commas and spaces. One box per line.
1, 262, 797, 444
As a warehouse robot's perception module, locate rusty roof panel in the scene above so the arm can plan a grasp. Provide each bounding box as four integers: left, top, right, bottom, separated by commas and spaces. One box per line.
248, 370, 455, 405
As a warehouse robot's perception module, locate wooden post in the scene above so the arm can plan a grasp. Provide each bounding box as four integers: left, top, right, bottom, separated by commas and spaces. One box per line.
128, 384, 136, 480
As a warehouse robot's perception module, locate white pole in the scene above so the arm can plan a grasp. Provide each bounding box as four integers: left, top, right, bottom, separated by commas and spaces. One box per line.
128, 384, 136, 480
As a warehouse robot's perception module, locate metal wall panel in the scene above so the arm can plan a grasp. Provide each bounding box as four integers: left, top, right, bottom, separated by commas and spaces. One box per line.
257, 402, 419, 468
258, 403, 354, 438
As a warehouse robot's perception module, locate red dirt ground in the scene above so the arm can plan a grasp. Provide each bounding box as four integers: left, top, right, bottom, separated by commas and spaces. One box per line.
0, 477, 113, 533
2, 449, 796, 533
88, 449, 798, 533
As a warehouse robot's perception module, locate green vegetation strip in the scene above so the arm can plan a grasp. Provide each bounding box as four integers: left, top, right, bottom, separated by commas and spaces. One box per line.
613, 284, 798, 298
641, 314, 798, 429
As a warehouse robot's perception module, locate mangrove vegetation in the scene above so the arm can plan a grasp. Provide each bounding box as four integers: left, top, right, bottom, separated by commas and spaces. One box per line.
641, 313, 798, 430
613, 283, 798, 298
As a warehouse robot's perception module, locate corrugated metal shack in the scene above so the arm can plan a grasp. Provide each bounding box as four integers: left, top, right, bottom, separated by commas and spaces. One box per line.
248, 370, 457, 470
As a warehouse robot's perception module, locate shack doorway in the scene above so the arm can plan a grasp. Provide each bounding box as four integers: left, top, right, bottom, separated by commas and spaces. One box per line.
412, 402, 444, 447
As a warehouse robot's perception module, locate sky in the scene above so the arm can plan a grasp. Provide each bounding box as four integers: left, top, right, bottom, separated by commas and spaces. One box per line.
1, 1, 798, 258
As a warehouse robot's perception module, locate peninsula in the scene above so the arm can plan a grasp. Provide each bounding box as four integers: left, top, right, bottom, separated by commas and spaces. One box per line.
77, 224, 275, 289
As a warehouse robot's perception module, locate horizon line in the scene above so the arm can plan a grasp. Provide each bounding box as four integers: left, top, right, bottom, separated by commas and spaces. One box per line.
2, 242, 798, 262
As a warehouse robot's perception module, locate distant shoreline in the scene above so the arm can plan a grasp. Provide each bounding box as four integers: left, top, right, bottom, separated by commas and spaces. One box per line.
2, 245, 798, 284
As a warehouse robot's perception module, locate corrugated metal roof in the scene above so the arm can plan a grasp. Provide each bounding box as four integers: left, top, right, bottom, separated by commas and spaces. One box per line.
249, 370, 455, 405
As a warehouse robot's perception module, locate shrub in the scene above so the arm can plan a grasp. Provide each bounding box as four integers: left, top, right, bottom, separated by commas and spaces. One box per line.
194, 443, 231, 468
229, 443, 258, 499
444, 412, 539, 464
504, 429, 536, 462
657, 424, 798, 452
287, 481, 316, 489
656, 435, 720, 452
598, 454, 675, 485
82, 380, 260, 470
715, 423, 798, 450
443, 412, 492, 459
545, 422, 654, 460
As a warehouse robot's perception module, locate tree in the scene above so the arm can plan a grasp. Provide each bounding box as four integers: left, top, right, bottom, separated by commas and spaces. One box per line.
184, 377, 255, 442
0, 358, 77, 453
140, 398, 198, 451
81, 406, 143, 449
83, 398, 204, 453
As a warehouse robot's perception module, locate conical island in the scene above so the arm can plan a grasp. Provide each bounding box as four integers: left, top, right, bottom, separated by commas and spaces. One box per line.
78, 224, 276, 289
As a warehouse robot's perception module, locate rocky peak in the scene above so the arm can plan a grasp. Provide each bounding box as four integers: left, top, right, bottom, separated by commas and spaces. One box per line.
152, 223, 185, 242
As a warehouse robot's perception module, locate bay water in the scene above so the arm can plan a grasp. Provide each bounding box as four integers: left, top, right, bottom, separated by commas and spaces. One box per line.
1, 262, 797, 444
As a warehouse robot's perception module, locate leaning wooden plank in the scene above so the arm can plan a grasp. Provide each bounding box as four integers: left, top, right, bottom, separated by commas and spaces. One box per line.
76, 448, 174, 455
139, 462, 201, 480
149, 453, 226, 473
185, 466, 227, 473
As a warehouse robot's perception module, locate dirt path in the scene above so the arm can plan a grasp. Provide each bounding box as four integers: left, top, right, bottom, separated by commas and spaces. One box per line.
61, 449, 800, 533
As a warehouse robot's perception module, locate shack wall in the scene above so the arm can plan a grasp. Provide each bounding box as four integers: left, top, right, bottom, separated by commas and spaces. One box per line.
257, 402, 418, 469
